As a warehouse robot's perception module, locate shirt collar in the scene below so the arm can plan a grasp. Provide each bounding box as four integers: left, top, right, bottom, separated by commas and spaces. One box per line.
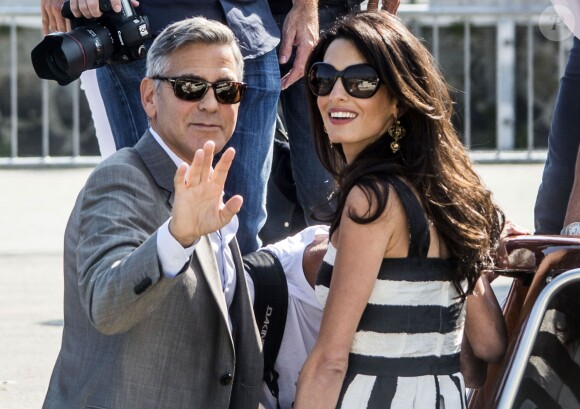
149, 127, 186, 168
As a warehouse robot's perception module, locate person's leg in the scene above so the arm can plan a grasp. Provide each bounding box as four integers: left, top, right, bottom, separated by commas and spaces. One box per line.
276, 4, 356, 224
222, 49, 280, 254
534, 37, 580, 234
279, 71, 334, 224
80, 70, 116, 159
96, 58, 148, 150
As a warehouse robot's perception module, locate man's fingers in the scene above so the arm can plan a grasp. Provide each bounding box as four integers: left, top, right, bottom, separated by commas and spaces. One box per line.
281, 69, 302, 90
109, 0, 124, 13
281, 42, 311, 88
187, 148, 205, 186
173, 163, 188, 192
199, 141, 216, 182
71, 0, 102, 18
382, 0, 401, 14
41, 7, 51, 34
42, 17, 52, 35
223, 195, 244, 218
51, 15, 68, 33
367, 0, 379, 10
86, 0, 103, 18
211, 147, 235, 187
42, 0, 66, 34
278, 25, 296, 65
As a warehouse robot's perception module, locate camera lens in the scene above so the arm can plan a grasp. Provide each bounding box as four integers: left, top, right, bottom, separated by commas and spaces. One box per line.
31, 23, 114, 86
49, 47, 69, 74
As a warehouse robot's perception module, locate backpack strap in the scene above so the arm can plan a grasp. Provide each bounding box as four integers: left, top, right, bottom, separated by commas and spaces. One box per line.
243, 249, 288, 409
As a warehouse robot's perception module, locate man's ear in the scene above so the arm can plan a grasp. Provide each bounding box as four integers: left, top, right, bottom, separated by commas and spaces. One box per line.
141, 77, 157, 120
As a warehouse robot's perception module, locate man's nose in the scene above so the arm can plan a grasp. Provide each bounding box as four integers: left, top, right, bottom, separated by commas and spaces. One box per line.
197, 87, 220, 111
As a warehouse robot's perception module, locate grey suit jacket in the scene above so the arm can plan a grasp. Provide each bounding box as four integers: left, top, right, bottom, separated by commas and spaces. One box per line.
43, 131, 263, 409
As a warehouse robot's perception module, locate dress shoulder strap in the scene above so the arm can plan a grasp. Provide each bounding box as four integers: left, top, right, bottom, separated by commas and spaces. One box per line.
387, 176, 431, 258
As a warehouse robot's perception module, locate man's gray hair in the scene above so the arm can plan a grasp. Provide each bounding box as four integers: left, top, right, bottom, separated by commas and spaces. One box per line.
146, 16, 244, 81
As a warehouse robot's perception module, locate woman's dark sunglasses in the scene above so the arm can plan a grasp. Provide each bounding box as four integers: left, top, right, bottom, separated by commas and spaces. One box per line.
308, 62, 381, 99
152, 76, 247, 104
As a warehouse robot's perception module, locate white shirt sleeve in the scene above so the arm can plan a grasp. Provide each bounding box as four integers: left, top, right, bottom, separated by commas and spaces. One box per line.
263, 225, 329, 307
156, 218, 196, 278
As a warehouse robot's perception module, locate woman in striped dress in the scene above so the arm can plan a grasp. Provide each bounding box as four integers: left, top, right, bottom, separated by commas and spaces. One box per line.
293, 11, 507, 409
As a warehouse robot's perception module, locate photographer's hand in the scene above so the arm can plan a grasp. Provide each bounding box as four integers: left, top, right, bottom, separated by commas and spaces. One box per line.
279, 0, 318, 90
69, 0, 139, 19
41, 0, 68, 34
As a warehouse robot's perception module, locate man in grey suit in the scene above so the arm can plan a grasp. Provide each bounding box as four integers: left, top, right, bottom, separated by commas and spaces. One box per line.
43, 17, 264, 409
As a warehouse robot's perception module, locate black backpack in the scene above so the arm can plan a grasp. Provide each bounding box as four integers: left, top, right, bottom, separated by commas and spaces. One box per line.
243, 249, 289, 409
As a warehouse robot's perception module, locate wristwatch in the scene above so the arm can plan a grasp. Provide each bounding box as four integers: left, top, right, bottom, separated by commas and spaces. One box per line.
561, 221, 580, 235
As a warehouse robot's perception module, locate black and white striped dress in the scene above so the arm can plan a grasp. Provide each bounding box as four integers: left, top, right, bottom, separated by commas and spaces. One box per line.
315, 177, 467, 409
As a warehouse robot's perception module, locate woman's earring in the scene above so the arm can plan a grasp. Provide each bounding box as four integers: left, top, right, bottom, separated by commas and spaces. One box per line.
388, 120, 406, 153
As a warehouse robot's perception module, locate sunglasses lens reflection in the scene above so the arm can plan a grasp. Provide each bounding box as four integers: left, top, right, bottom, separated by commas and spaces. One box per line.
309, 63, 380, 98
213, 81, 246, 104
343, 65, 380, 98
173, 79, 246, 104
174, 80, 208, 101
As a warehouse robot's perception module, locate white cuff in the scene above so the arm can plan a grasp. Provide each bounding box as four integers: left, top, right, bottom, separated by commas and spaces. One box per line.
157, 218, 196, 278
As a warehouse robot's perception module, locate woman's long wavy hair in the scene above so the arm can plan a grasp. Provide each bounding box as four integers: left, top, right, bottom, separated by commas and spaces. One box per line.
305, 11, 504, 298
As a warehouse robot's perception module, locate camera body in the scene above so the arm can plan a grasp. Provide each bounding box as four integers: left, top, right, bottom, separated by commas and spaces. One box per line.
31, 0, 151, 86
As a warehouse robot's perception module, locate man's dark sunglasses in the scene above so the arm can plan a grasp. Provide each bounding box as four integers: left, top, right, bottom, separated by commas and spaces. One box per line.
152, 76, 247, 104
308, 62, 381, 99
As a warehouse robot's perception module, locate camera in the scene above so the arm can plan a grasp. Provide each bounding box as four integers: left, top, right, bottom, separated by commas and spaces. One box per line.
31, 0, 151, 86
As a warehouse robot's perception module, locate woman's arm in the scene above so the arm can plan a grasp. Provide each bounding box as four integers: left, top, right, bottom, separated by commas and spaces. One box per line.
293, 186, 401, 409
461, 273, 507, 385
460, 331, 488, 388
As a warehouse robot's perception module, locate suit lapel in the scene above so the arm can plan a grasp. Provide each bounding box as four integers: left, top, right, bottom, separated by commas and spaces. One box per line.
229, 238, 255, 324
193, 235, 232, 339
228, 237, 263, 396
134, 130, 177, 207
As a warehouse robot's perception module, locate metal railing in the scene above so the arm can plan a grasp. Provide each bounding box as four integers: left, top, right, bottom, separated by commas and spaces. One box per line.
0, 4, 568, 166
399, 3, 568, 162
496, 268, 580, 408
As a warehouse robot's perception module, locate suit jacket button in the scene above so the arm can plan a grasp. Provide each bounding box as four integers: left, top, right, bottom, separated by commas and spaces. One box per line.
220, 373, 233, 385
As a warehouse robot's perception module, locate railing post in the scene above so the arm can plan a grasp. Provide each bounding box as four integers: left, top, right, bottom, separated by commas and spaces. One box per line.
433, 16, 440, 63
72, 81, 81, 158
463, 19, 471, 149
10, 18, 18, 159
42, 80, 50, 158
496, 17, 516, 151
527, 21, 534, 157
